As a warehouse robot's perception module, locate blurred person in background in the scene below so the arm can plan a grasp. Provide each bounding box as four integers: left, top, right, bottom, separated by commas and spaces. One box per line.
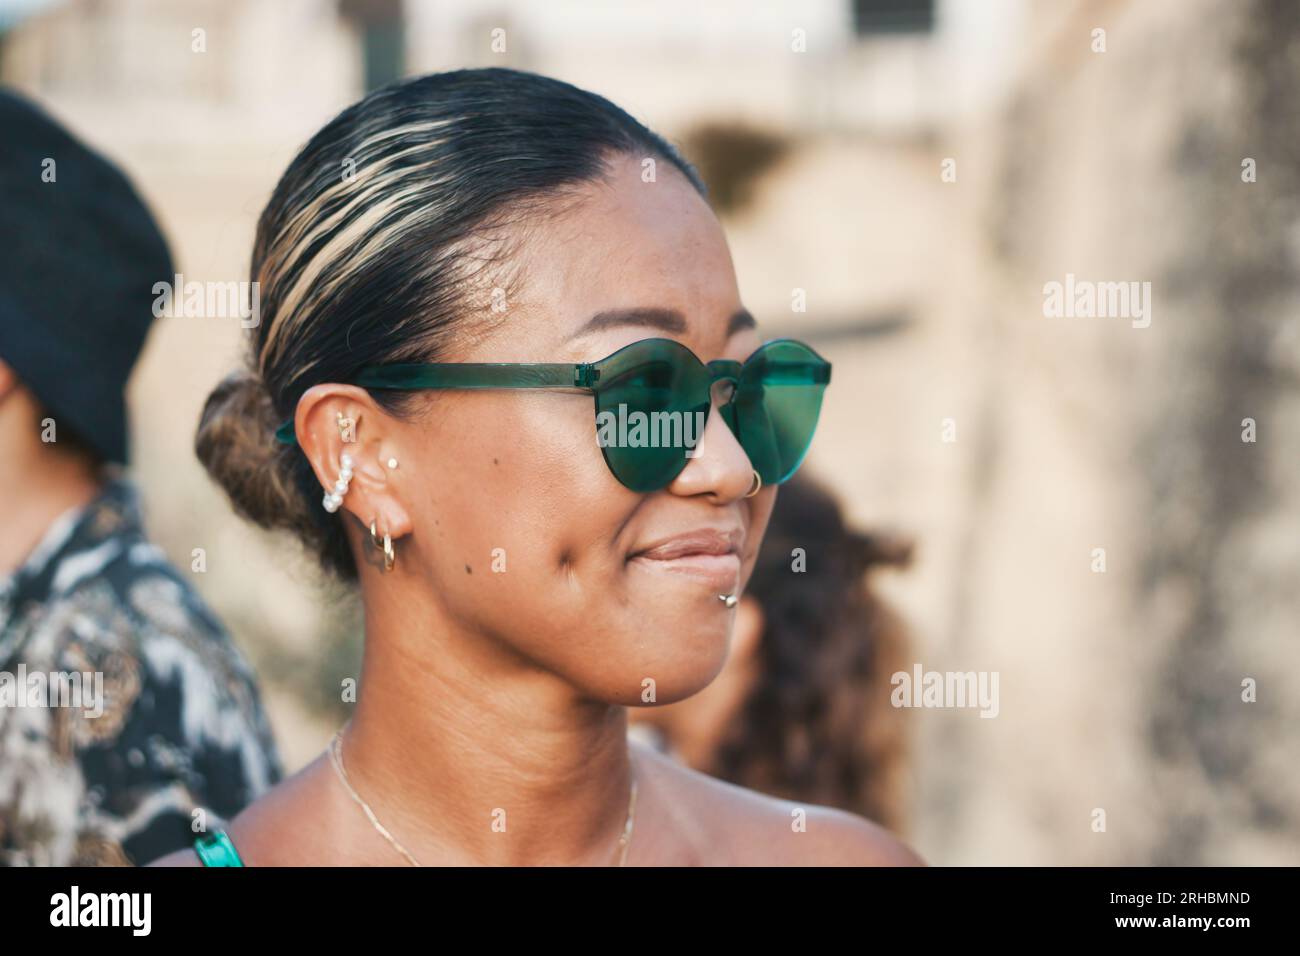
153, 68, 923, 867
628, 471, 914, 834
0, 90, 283, 866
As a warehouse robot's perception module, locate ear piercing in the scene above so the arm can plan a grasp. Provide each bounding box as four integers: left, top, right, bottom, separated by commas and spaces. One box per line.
325, 410, 357, 512
337, 412, 357, 443
370, 519, 396, 572
322, 453, 353, 513
719, 593, 738, 608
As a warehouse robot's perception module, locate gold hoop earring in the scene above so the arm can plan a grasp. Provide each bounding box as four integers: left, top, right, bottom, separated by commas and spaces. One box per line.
744, 469, 762, 498
369, 519, 396, 572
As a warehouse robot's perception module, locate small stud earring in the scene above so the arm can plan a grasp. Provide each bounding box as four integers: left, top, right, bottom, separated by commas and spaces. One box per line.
322, 453, 353, 513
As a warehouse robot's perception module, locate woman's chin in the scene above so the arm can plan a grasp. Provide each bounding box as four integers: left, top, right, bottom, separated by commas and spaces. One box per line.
599, 622, 732, 705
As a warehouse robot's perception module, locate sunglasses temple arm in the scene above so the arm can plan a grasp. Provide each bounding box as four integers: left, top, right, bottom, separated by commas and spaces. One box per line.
272, 363, 597, 445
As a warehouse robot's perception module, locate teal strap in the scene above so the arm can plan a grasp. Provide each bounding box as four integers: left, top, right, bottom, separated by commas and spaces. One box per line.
193, 829, 244, 867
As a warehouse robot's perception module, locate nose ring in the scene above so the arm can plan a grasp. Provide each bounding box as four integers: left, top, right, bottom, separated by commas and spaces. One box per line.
744, 469, 762, 498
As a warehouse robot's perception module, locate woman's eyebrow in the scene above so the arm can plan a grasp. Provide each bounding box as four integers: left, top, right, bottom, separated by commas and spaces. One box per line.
567, 307, 756, 341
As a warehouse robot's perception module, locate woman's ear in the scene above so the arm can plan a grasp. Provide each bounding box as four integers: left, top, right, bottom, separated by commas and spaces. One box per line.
294, 384, 413, 543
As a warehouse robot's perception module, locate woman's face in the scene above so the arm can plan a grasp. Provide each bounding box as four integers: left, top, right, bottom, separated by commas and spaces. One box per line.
389, 152, 774, 705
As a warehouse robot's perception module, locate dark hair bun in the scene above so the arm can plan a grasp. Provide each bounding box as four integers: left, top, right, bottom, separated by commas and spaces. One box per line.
195, 371, 306, 534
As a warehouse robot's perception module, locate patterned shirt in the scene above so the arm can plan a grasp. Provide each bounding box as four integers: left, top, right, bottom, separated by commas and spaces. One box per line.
0, 476, 282, 865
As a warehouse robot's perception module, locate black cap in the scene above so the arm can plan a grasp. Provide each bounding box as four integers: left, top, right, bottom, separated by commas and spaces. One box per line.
0, 88, 173, 464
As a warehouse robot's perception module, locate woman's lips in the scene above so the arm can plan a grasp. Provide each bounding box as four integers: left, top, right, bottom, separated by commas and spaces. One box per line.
628, 529, 743, 590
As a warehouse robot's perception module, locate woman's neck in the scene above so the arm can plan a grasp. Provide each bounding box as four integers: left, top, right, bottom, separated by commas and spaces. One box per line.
335, 588, 638, 866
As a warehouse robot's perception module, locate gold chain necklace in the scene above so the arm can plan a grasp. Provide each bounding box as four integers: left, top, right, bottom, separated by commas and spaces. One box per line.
328, 728, 638, 866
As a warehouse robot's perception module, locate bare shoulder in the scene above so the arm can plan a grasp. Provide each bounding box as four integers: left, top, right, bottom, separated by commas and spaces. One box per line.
149, 752, 331, 867
146, 847, 202, 867
632, 739, 925, 866
784, 803, 927, 866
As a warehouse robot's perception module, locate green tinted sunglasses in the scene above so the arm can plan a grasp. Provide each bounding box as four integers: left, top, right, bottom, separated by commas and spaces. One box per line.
275, 337, 831, 493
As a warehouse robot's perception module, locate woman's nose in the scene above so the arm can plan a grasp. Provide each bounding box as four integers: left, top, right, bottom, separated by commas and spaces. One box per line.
666, 387, 754, 501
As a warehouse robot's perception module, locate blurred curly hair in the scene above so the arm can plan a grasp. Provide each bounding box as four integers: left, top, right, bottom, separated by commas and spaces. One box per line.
708, 470, 914, 832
